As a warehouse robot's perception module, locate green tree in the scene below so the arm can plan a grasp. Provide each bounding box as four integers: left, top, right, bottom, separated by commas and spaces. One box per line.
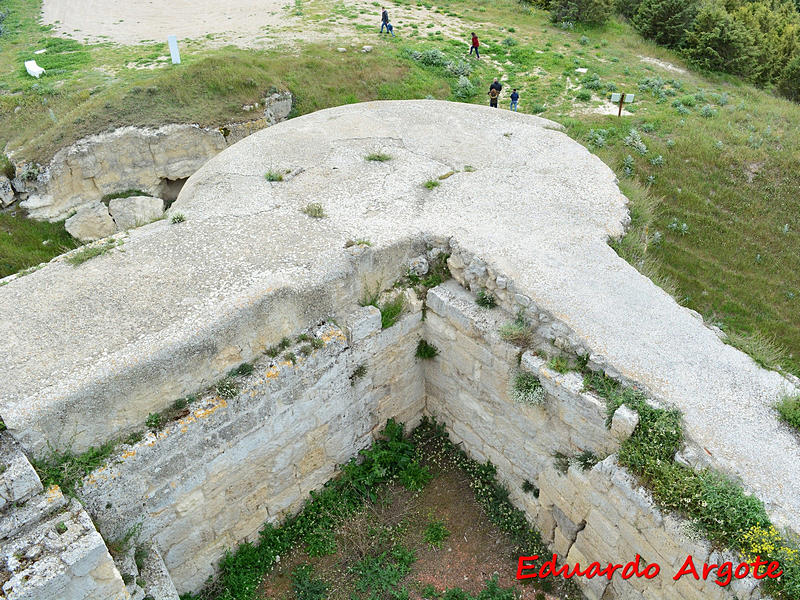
634, 0, 698, 47
551, 0, 615, 25
778, 52, 800, 100
682, 0, 758, 76
733, 0, 800, 85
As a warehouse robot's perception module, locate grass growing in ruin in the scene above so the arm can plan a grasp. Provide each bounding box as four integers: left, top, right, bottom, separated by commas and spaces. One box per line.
65, 238, 122, 266
182, 418, 574, 600
582, 371, 800, 598
32, 440, 119, 497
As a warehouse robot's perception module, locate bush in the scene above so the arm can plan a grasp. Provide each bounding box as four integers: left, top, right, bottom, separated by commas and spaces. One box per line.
633, 0, 696, 48
453, 75, 475, 99
475, 289, 497, 308
616, 0, 644, 19
682, 1, 757, 77
550, 0, 614, 25
575, 89, 592, 101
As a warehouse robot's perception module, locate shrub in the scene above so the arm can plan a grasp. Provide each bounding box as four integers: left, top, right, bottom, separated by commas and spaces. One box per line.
575, 89, 592, 101
700, 104, 717, 118
511, 371, 545, 405
499, 314, 534, 346
301, 203, 326, 218
475, 289, 497, 308
145, 413, 161, 430
550, 0, 614, 25
633, 0, 697, 48
548, 356, 569, 373
776, 395, 800, 431
447, 60, 472, 77
265, 170, 284, 182
415, 339, 439, 359
453, 75, 475, 99
365, 152, 392, 162
170, 213, 186, 224
423, 179, 440, 190
682, 1, 757, 76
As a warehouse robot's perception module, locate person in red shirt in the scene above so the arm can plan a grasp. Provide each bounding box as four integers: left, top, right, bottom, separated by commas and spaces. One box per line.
469, 33, 480, 59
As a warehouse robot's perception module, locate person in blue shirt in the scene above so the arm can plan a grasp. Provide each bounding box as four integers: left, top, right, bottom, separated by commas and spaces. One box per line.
510, 89, 520, 111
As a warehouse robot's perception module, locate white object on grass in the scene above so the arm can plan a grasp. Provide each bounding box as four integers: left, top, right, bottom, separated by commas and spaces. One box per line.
25, 60, 45, 78
167, 35, 181, 64
34, 49, 47, 55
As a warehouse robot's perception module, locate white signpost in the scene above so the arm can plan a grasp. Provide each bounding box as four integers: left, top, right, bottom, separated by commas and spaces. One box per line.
168, 35, 181, 65
610, 92, 634, 116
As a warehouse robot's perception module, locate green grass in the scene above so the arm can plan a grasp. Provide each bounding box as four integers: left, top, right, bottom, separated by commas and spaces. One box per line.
32, 440, 118, 497
365, 152, 392, 162
0, 213, 79, 277
422, 179, 440, 190
475, 289, 497, 308
582, 371, 800, 599
65, 239, 121, 266
265, 170, 284, 182
422, 518, 450, 549
776, 395, 800, 432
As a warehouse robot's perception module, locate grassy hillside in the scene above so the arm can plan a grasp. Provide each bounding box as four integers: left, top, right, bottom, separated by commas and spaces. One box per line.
0, 0, 798, 374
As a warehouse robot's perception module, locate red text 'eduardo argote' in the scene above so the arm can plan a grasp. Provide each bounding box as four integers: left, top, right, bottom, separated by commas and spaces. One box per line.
517, 554, 783, 587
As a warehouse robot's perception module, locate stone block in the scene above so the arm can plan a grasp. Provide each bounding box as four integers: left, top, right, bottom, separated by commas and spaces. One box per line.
65, 202, 116, 242
108, 196, 165, 230
0, 433, 43, 508
346, 305, 381, 344
611, 404, 639, 441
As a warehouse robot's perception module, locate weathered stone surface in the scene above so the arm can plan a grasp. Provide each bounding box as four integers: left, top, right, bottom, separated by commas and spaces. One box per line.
64, 202, 116, 242
0, 175, 15, 207
611, 404, 639, 440
0, 432, 43, 509
19, 124, 227, 221
346, 305, 381, 344
109, 196, 165, 230
2, 493, 128, 600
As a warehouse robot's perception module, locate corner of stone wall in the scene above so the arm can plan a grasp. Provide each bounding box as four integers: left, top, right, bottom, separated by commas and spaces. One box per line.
0, 431, 129, 600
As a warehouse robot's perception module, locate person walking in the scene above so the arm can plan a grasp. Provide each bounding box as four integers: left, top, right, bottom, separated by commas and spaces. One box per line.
510, 89, 519, 111
469, 32, 480, 59
380, 7, 390, 34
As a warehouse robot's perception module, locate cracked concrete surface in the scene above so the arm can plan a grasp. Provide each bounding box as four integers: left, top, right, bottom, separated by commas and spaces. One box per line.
0, 100, 797, 535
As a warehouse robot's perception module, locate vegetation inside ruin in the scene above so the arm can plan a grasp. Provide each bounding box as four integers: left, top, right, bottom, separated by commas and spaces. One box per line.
65, 238, 123, 266
582, 371, 800, 598
475, 289, 497, 309
415, 339, 439, 359
182, 418, 577, 600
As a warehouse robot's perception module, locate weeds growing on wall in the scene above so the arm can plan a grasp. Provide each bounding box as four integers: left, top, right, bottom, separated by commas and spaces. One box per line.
33, 440, 119, 497
415, 339, 439, 359
582, 370, 800, 598
510, 370, 545, 406
475, 289, 497, 309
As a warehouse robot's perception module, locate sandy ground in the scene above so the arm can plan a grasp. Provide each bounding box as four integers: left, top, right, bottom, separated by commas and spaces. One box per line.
40, 0, 303, 45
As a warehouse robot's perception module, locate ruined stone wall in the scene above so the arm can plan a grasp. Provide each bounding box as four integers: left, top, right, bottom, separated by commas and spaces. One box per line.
423, 280, 760, 600
0, 433, 129, 600
76, 303, 426, 594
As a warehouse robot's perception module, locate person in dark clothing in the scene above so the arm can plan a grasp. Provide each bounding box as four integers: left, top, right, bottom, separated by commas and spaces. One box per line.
510, 89, 519, 111
380, 8, 390, 33
469, 32, 480, 59
489, 78, 502, 93
488, 86, 500, 108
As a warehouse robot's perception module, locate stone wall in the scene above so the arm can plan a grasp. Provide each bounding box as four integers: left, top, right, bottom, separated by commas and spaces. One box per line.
1, 259, 772, 600
0, 432, 129, 600
77, 304, 426, 594
423, 280, 759, 600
